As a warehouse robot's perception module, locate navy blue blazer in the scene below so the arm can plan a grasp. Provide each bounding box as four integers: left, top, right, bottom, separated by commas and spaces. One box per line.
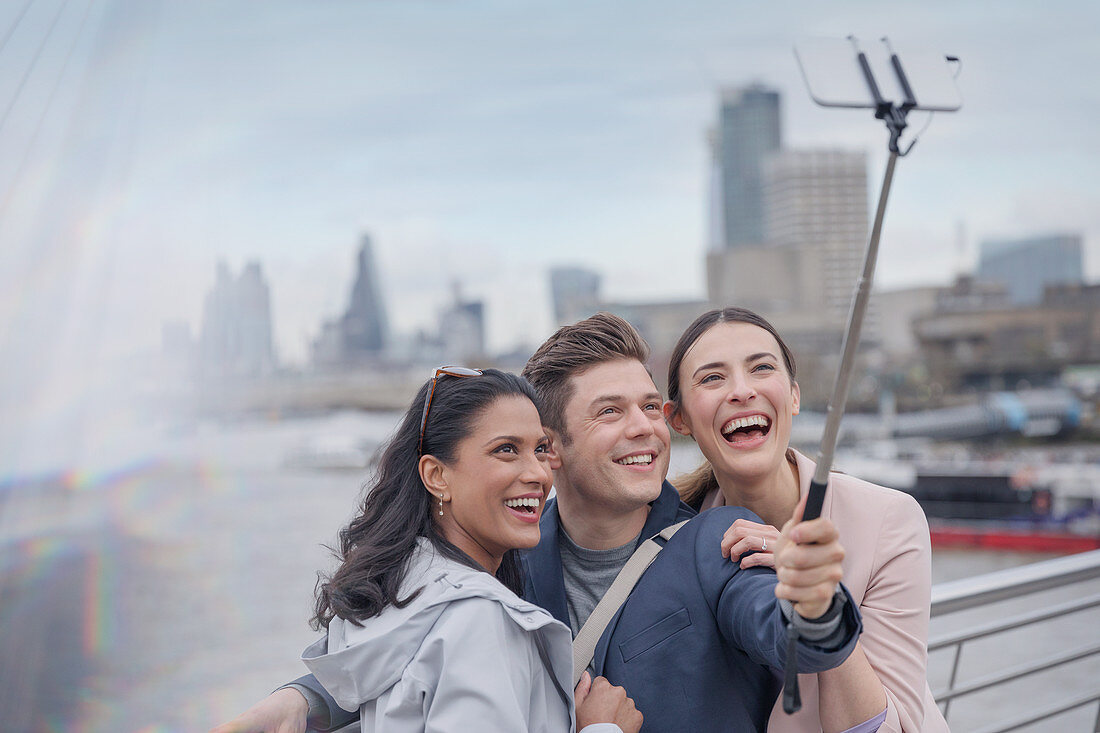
523, 481, 861, 733
299, 481, 860, 732
521, 480, 697, 625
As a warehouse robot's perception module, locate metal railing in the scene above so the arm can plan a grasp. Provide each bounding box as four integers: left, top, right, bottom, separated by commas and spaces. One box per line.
318, 551, 1100, 733
928, 549, 1100, 732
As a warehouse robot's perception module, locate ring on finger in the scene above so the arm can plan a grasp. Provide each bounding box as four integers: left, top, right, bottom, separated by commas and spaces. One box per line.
761, 537, 767, 552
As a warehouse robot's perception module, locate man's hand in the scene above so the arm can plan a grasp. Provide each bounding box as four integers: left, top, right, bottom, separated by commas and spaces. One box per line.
720, 517, 781, 569
773, 496, 844, 620
574, 671, 643, 733
209, 687, 310, 733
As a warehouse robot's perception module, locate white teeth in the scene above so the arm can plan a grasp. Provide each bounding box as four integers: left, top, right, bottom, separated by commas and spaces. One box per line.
615, 454, 654, 465
722, 415, 771, 435
504, 497, 540, 508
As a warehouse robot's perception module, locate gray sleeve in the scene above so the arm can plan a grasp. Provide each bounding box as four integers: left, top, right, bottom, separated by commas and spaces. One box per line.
278, 673, 358, 730
779, 587, 848, 647
280, 683, 328, 727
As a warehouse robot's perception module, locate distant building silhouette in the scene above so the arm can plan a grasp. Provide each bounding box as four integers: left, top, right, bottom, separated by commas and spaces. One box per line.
934, 274, 1011, 313
704, 86, 873, 406
550, 266, 602, 326
763, 149, 869, 323
914, 281, 1100, 392
313, 235, 391, 367
977, 233, 1084, 305
871, 285, 940, 361
545, 269, 706, 386
439, 282, 486, 364
713, 84, 782, 249
199, 260, 276, 378
707, 84, 870, 323
708, 147, 871, 356
600, 299, 710, 389
342, 235, 390, 356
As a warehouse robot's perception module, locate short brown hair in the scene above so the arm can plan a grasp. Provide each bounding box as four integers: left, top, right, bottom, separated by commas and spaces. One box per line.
522, 312, 650, 442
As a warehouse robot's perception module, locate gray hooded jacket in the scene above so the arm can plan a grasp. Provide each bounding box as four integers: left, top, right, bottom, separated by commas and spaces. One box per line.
303, 539, 620, 733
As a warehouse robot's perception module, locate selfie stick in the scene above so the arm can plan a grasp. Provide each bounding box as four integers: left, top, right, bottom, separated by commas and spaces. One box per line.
803, 38, 916, 521
785, 36, 928, 715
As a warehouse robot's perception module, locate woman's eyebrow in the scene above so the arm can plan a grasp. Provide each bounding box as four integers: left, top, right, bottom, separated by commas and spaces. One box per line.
691, 361, 727, 378
482, 434, 521, 447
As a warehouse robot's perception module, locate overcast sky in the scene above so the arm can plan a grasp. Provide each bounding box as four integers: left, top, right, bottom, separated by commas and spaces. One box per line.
1, 0, 1097, 378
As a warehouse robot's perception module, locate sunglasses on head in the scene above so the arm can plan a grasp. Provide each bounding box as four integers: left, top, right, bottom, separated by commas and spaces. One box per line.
418, 366, 484, 455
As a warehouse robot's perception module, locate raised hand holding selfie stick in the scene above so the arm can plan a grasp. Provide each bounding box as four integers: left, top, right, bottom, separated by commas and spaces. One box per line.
782, 35, 962, 714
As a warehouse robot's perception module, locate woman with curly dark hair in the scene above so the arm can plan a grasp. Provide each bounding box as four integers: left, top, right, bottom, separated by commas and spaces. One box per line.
303, 367, 640, 733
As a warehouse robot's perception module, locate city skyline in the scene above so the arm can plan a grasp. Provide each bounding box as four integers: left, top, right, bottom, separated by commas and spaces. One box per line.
1, 0, 1097, 376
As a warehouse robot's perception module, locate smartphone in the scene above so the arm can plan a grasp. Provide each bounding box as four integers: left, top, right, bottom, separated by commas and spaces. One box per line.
794, 37, 962, 112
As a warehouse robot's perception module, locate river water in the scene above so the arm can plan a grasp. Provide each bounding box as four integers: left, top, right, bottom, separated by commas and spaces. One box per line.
1, 411, 1096, 731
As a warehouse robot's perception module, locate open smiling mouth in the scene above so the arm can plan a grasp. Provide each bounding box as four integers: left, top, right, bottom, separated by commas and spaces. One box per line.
721, 415, 772, 444
614, 453, 654, 466
504, 497, 540, 514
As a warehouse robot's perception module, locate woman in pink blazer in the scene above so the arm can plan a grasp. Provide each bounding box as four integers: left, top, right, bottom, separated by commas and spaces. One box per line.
664, 307, 948, 733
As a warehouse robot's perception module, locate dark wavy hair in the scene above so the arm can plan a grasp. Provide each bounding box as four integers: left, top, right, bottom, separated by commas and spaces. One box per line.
312, 368, 542, 629
665, 307, 797, 510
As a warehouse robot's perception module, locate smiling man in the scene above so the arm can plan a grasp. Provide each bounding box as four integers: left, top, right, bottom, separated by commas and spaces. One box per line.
213, 312, 861, 733
517, 313, 859, 733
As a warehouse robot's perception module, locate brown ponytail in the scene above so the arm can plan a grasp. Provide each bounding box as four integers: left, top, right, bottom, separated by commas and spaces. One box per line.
672, 460, 721, 512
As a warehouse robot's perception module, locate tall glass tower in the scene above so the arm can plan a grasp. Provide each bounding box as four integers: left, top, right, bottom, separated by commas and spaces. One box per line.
715, 84, 782, 248
341, 234, 389, 356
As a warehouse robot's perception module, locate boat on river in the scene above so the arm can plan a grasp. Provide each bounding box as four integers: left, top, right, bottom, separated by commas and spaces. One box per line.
836, 443, 1100, 552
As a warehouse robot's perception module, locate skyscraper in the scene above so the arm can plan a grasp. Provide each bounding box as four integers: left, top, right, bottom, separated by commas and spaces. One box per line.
198, 260, 276, 378
312, 234, 392, 367
236, 261, 277, 374
704, 85, 877, 403
762, 149, 869, 321
708, 148, 870, 326
341, 234, 389, 357
714, 84, 782, 248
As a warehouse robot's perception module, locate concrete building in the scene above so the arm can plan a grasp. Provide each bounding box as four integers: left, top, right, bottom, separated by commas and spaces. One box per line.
977, 233, 1084, 305
706, 244, 802, 316
870, 285, 940, 360
707, 147, 872, 367
913, 283, 1100, 392
933, 275, 1011, 313
762, 149, 869, 324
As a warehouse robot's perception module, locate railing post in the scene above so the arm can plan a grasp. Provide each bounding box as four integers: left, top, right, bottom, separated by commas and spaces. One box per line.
929, 551, 1100, 730
943, 642, 963, 721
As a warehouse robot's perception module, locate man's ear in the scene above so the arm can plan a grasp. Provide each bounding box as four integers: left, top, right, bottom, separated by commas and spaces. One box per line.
543, 428, 563, 470
791, 381, 801, 417
419, 454, 449, 500
663, 401, 692, 437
